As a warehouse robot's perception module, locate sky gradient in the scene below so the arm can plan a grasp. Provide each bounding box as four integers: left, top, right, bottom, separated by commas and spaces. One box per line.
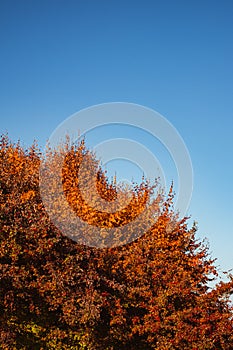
1, 1, 233, 274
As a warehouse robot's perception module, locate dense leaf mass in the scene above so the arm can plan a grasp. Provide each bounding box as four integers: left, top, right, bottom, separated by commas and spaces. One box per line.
0, 134, 233, 349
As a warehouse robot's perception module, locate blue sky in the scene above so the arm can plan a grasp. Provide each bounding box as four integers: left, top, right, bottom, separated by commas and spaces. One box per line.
0, 1, 233, 273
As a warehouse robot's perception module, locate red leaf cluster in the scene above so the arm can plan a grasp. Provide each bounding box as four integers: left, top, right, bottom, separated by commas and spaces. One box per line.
0, 134, 233, 349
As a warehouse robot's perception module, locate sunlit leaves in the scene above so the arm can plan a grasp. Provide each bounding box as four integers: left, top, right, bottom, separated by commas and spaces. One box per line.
0, 134, 233, 349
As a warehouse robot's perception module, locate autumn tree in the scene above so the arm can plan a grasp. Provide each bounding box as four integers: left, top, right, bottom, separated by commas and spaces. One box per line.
0, 134, 233, 349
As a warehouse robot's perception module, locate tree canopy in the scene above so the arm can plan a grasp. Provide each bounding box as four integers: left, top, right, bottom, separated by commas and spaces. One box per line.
0, 134, 233, 349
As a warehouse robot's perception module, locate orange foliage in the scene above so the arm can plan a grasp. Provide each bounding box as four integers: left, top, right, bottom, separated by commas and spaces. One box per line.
0, 134, 233, 349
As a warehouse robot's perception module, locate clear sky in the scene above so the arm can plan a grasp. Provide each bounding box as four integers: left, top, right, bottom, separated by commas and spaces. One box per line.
0, 1, 233, 274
